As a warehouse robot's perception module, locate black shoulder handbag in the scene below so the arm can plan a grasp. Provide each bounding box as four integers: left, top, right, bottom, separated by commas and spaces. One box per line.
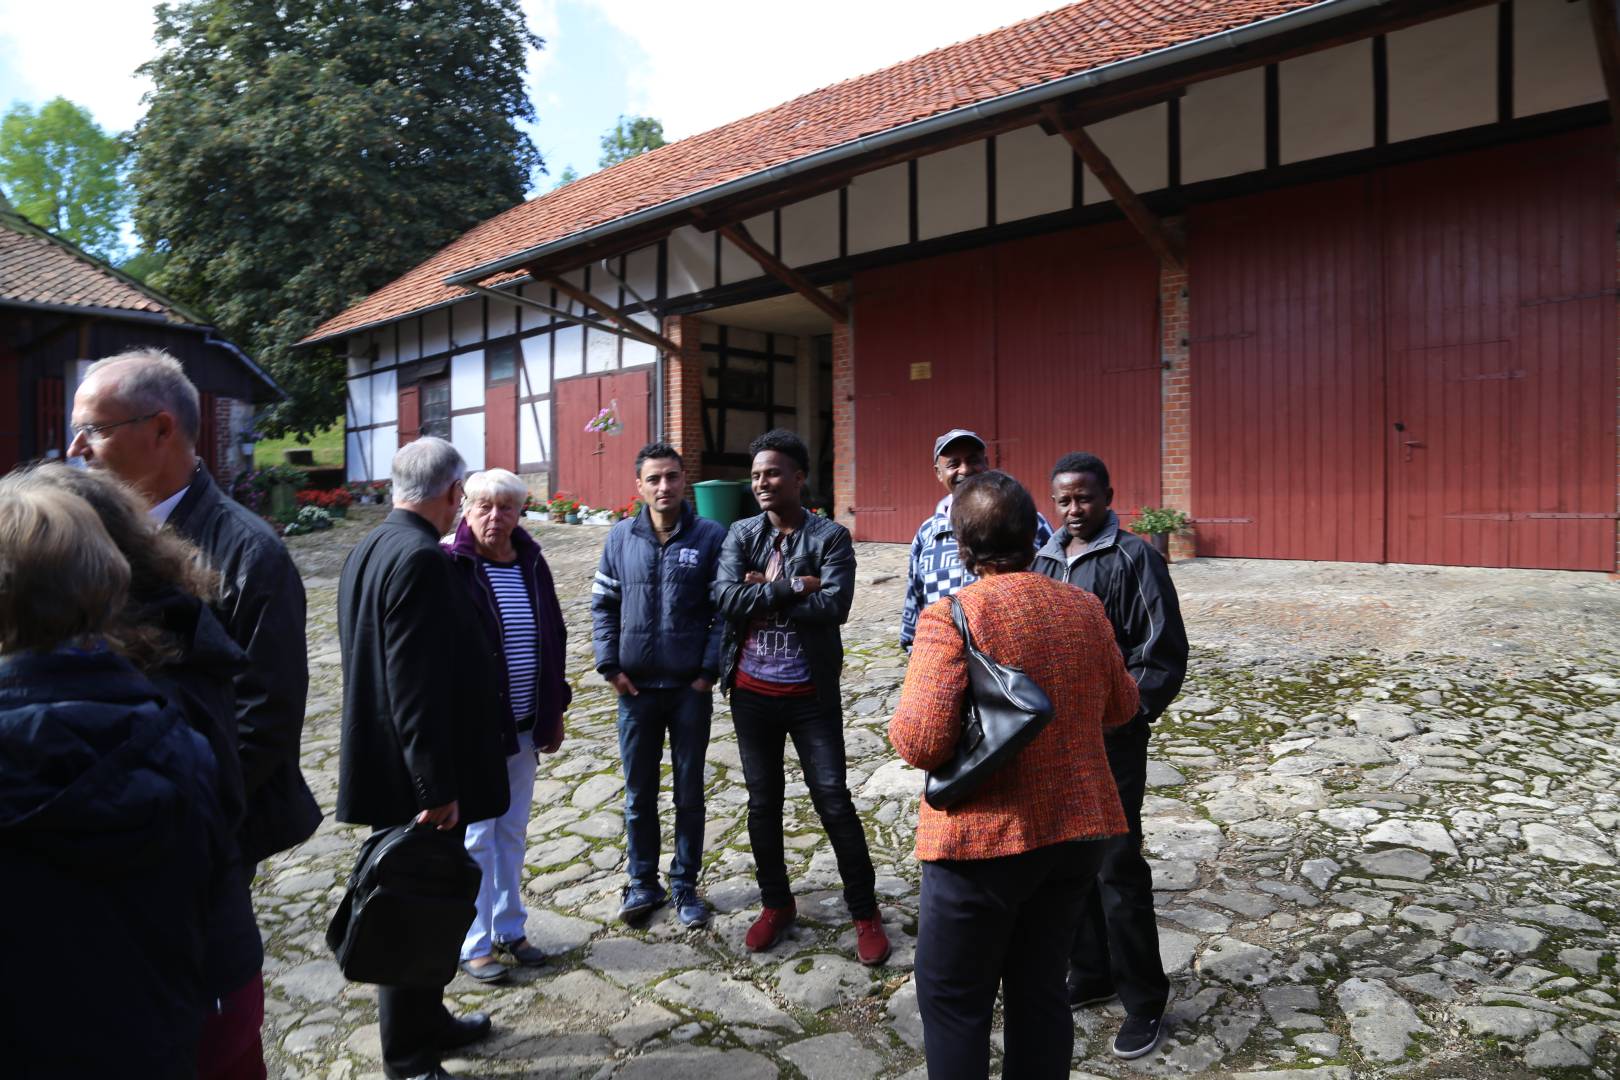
923, 595, 1055, 810
326, 822, 482, 987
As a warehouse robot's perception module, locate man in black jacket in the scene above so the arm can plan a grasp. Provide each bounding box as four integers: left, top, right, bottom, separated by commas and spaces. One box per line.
337, 437, 512, 1080
1032, 452, 1188, 1062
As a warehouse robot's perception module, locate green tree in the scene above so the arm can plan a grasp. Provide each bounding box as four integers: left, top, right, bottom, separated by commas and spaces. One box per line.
0, 98, 129, 261
598, 115, 665, 168
554, 164, 579, 187
130, 0, 545, 437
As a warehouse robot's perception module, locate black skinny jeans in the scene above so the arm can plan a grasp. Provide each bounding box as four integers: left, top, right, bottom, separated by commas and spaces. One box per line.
730, 688, 878, 918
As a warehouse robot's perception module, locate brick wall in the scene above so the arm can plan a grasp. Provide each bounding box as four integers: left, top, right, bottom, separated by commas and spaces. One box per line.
662, 314, 705, 484
830, 284, 855, 530
1159, 251, 1194, 561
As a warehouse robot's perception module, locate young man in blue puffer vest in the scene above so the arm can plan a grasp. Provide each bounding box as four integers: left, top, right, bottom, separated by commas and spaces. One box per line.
592, 442, 726, 928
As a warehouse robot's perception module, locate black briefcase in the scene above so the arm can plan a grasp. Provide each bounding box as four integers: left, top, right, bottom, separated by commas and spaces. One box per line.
924, 595, 1055, 810
325, 823, 481, 987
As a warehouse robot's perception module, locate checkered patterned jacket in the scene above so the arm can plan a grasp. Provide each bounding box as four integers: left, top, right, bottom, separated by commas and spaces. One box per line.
889, 572, 1137, 862
899, 495, 1054, 651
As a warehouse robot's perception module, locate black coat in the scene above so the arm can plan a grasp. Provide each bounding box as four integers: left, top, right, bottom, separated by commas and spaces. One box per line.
712, 510, 856, 707
169, 462, 321, 863
0, 648, 231, 1079
336, 509, 512, 826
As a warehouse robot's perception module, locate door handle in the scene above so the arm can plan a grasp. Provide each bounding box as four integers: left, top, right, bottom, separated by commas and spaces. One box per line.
1402, 439, 1425, 462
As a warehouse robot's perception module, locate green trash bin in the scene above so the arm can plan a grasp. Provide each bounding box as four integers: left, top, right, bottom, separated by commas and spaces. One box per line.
693, 479, 746, 526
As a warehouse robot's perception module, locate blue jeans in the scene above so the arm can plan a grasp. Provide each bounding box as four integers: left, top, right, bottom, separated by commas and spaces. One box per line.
461, 729, 538, 961
617, 686, 712, 890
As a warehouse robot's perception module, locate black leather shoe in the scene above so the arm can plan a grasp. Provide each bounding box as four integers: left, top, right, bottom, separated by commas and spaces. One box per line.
440, 1011, 492, 1052
402, 1070, 462, 1080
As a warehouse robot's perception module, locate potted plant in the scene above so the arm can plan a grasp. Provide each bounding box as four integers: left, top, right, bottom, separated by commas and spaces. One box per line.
547, 491, 578, 524
567, 502, 588, 525
522, 493, 546, 521
1131, 506, 1192, 559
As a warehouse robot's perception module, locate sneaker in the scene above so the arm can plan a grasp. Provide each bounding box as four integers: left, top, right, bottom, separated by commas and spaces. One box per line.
1112, 1012, 1166, 1059
618, 884, 668, 925
744, 902, 797, 952
853, 913, 891, 966
671, 887, 711, 928
1067, 973, 1117, 1009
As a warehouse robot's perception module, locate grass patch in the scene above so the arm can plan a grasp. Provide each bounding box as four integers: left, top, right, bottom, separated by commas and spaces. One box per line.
255, 424, 343, 469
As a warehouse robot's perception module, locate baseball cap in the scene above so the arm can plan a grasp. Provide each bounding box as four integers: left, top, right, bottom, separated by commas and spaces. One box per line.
932, 428, 986, 462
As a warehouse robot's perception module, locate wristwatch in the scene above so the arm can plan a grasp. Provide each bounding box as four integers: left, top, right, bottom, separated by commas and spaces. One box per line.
790, 576, 806, 595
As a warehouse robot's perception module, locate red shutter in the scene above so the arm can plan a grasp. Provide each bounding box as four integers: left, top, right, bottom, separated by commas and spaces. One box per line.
397, 385, 421, 445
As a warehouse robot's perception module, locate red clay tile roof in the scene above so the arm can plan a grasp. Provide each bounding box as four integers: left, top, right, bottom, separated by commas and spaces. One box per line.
303, 0, 1323, 344
0, 209, 194, 322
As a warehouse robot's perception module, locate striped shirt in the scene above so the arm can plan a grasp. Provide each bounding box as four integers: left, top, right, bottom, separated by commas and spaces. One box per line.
482, 558, 539, 729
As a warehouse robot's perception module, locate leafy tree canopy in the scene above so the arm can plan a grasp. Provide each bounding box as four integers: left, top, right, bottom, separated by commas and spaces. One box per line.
553, 164, 579, 188
0, 97, 129, 261
598, 115, 665, 168
131, 0, 545, 437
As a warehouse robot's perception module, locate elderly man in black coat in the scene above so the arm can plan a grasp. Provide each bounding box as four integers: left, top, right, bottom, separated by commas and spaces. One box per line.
337, 437, 513, 1080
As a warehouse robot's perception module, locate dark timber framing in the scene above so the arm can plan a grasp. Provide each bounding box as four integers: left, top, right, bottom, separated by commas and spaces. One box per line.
714, 221, 849, 324
1044, 105, 1186, 272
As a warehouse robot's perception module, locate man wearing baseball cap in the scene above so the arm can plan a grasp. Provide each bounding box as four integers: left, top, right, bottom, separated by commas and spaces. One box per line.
898, 429, 1053, 651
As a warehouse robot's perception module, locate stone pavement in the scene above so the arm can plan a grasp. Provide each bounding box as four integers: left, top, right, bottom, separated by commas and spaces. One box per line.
263, 506, 1620, 1079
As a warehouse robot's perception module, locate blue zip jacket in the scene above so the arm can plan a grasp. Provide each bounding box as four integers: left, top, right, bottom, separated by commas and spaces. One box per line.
592, 501, 727, 687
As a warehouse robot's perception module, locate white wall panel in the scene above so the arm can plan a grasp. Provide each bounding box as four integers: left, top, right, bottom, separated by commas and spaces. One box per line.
518, 282, 553, 324
1182, 68, 1265, 182
994, 125, 1071, 223
520, 335, 551, 395
487, 296, 517, 339
371, 368, 397, 426
347, 375, 371, 428
721, 212, 773, 284
666, 225, 715, 298
451, 413, 485, 472
553, 324, 584, 380
347, 431, 368, 481
585, 328, 618, 373
520, 397, 551, 466
848, 163, 908, 254
371, 425, 397, 481
1388, 6, 1497, 142
918, 141, 987, 239
622, 313, 657, 369
451, 299, 483, 348
451, 349, 485, 409
1084, 104, 1167, 204
375, 329, 396, 367
1280, 41, 1374, 164
625, 246, 659, 303
1516, 0, 1605, 117
346, 340, 370, 376
781, 190, 841, 266
421, 310, 450, 357
398, 319, 420, 362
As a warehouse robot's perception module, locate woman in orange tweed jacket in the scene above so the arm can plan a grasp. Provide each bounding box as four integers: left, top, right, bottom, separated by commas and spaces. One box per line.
889, 470, 1139, 1080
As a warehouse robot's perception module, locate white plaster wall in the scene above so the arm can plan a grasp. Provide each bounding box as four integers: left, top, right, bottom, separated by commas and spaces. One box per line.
451, 299, 483, 349
347, 375, 371, 428
667, 225, 715, 297
585, 328, 618, 373
553, 324, 584, 380
1182, 68, 1266, 182
519, 282, 553, 322
520, 397, 551, 466
452, 413, 485, 472
1084, 103, 1168, 204
398, 319, 421, 362
1280, 40, 1374, 164
451, 349, 485, 410
918, 140, 988, 239
521, 335, 551, 395
346, 431, 367, 482
371, 424, 397, 480
375, 329, 396, 367
1388, 6, 1497, 142
487, 296, 517, 339
995, 125, 1072, 223
346, 341, 370, 376
371, 368, 398, 426
421, 309, 450, 357
1516, 0, 1605, 117
847, 163, 909, 255
622, 313, 657, 369
625, 245, 659, 303
721, 212, 773, 284
781, 190, 841, 266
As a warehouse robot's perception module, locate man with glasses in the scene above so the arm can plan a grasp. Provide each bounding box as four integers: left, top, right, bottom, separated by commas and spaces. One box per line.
69, 348, 319, 1076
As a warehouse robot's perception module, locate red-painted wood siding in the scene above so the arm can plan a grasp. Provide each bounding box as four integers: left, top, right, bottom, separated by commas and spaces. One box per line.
485, 382, 517, 473
852, 224, 1161, 544
554, 370, 650, 509
397, 385, 420, 445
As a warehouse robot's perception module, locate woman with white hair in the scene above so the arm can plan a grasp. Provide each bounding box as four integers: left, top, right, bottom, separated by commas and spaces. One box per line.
442, 468, 572, 982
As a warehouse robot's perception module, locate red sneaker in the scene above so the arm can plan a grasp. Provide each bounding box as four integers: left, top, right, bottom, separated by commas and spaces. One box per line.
854, 913, 891, 966
745, 902, 797, 952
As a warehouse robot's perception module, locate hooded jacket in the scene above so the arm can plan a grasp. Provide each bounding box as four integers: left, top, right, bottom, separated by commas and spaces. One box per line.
0, 648, 230, 1079
1032, 510, 1189, 725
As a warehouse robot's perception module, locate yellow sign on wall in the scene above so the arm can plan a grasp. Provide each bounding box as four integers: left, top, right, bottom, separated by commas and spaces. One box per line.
909, 362, 932, 381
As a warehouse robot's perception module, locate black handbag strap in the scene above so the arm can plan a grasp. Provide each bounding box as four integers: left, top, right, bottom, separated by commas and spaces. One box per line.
949, 594, 975, 653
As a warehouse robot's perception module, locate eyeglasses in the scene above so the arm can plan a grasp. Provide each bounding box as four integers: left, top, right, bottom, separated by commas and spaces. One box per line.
72, 413, 158, 442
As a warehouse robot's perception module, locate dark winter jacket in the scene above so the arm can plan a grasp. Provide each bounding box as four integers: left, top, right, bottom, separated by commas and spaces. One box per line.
337, 509, 512, 827
1032, 510, 1188, 725
444, 518, 572, 750
0, 647, 230, 1080
591, 502, 726, 688
169, 461, 321, 864
713, 510, 856, 707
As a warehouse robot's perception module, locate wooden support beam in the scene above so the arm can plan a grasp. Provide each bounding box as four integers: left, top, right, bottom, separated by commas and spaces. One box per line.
1590, 0, 1620, 143
715, 221, 849, 324
541, 274, 680, 353
1044, 106, 1185, 272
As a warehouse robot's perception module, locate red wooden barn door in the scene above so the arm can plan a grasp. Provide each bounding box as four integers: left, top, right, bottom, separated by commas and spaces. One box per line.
397, 385, 420, 445
553, 370, 651, 509
485, 382, 517, 472
600, 369, 649, 509
1384, 130, 1615, 571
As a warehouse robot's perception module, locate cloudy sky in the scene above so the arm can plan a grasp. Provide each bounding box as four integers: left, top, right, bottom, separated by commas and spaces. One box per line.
0, 0, 1059, 193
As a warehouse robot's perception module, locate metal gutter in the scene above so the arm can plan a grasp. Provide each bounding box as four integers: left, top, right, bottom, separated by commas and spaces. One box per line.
204, 332, 285, 402
444, 0, 1390, 288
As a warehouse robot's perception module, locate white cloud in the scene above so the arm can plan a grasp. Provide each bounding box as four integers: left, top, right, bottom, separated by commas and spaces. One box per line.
0, 0, 156, 131
577, 0, 1061, 139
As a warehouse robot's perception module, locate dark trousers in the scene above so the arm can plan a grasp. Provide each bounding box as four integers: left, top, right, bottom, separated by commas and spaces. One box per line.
1068, 717, 1170, 1017
375, 823, 466, 1079
617, 685, 712, 890
916, 840, 1106, 1080
730, 688, 877, 918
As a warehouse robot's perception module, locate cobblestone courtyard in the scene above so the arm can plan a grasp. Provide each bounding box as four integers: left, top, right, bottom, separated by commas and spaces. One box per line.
259, 507, 1620, 1079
